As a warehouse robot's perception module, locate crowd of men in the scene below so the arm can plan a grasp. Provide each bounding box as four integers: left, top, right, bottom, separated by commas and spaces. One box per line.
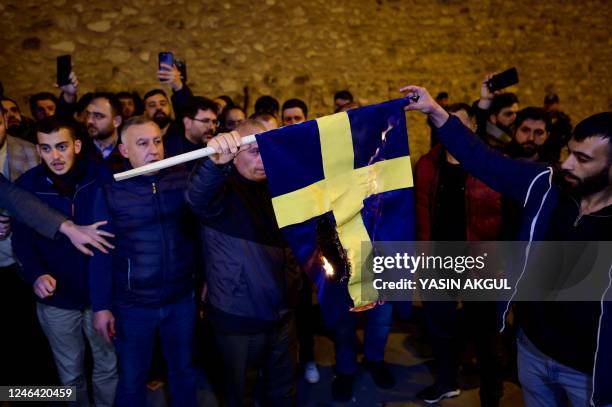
0, 61, 610, 407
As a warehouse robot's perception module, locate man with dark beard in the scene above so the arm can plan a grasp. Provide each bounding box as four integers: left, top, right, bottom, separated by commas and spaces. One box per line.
505, 107, 553, 163
474, 74, 519, 151
83, 93, 125, 174
143, 89, 173, 134
153, 61, 194, 137
1, 97, 37, 144
403, 84, 612, 407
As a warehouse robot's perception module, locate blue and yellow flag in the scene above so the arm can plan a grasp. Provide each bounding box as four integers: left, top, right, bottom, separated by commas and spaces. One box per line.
256, 98, 415, 311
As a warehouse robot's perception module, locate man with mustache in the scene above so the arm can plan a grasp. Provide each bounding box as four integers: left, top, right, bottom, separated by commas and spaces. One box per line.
143, 89, 173, 133
474, 74, 519, 151
146, 61, 195, 140
163, 96, 219, 166
12, 117, 117, 406
505, 107, 552, 162
83, 93, 125, 174
403, 85, 612, 407
84, 92, 125, 174
1, 96, 37, 144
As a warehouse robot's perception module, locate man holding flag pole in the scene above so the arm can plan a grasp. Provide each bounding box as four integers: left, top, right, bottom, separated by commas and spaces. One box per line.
118, 97, 417, 403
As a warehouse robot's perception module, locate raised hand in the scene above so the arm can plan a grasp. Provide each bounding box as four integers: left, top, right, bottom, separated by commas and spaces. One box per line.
59, 71, 79, 103
207, 131, 242, 165
399, 85, 450, 128
478, 73, 502, 110
157, 63, 183, 91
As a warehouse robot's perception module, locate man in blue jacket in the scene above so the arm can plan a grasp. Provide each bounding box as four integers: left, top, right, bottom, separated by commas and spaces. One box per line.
12, 117, 117, 406
402, 85, 611, 407
90, 115, 198, 407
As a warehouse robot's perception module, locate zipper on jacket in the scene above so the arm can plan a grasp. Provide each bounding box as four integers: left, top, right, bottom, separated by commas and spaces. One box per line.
69, 179, 96, 219
573, 214, 583, 227
150, 179, 168, 300
127, 258, 132, 290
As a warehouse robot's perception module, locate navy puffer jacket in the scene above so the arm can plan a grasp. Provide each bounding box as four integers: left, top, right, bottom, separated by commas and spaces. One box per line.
90, 167, 198, 311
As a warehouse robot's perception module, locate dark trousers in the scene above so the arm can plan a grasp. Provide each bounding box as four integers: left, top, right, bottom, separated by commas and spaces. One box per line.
213, 316, 297, 407
295, 272, 315, 364
114, 295, 197, 407
0, 264, 57, 386
423, 300, 503, 406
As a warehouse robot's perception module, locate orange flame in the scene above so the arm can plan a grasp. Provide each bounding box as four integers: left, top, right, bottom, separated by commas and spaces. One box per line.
322, 256, 334, 278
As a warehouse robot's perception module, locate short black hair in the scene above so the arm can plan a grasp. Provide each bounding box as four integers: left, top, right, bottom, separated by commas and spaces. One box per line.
514, 107, 551, 131
76, 92, 95, 115
490, 93, 519, 116
254, 95, 279, 117
35, 116, 77, 142
282, 98, 308, 119
447, 103, 474, 118
143, 89, 168, 102
544, 93, 559, 105
115, 91, 134, 100
334, 90, 353, 102
222, 105, 245, 119
183, 96, 219, 119
573, 112, 612, 162
216, 95, 235, 108
573, 112, 611, 143
29, 92, 58, 117
115, 91, 144, 116
89, 92, 123, 118
436, 92, 449, 100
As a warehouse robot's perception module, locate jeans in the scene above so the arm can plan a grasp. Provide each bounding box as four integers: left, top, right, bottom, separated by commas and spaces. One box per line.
37, 304, 117, 407
114, 295, 197, 407
324, 301, 393, 374
517, 329, 592, 407
213, 315, 297, 407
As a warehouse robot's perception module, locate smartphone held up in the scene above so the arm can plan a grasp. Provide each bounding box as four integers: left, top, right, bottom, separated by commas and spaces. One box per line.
487, 67, 519, 93
158, 51, 174, 71
56, 55, 72, 87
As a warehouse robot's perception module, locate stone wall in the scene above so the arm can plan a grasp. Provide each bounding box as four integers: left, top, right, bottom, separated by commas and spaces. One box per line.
1, 0, 610, 159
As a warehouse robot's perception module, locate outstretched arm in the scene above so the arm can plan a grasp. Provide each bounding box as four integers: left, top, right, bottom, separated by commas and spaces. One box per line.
401, 85, 549, 204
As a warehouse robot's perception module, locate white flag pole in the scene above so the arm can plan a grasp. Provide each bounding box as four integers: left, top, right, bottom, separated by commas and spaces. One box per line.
113, 134, 258, 181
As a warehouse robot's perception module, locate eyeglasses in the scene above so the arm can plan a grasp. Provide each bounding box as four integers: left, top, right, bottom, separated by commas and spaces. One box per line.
191, 117, 219, 126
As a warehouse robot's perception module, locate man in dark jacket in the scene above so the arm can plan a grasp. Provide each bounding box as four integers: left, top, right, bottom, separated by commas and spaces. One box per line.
186, 119, 300, 407
415, 103, 504, 405
403, 85, 612, 407
474, 74, 519, 151
163, 96, 219, 163
0, 173, 113, 251
90, 116, 198, 407
0, 105, 114, 387
82, 93, 127, 174
12, 117, 117, 406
